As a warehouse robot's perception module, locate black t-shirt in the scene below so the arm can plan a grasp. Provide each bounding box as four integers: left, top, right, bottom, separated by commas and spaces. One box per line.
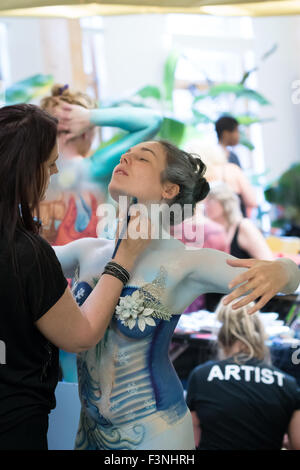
0, 231, 68, 433
186, 356, 300, 450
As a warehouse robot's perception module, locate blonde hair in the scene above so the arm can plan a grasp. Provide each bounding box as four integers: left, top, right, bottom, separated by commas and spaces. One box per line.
216, 298, 268, 363
40, 84, 97, 112
207, 182, 242, 226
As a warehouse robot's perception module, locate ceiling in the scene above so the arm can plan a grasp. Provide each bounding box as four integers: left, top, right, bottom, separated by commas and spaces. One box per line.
0, 0, 300, 18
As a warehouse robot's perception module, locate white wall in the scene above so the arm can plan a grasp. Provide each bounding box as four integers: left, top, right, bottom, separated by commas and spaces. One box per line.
100, 15, 168, 100
252, 16, 300, 183
2, 18, 44, 82
2, 17, 79, 87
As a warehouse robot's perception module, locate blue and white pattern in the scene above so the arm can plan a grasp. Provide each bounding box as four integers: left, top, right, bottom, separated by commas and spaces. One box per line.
73, 282, 194, 450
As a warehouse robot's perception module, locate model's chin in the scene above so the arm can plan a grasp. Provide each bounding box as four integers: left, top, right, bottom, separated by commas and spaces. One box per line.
108, 181, 130, 202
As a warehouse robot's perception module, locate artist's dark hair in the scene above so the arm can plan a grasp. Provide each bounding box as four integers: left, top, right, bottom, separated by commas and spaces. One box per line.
158, 140, 210, 224
0, 104, 58, 309
215, 115, 239, 140
0, 103, 57, 242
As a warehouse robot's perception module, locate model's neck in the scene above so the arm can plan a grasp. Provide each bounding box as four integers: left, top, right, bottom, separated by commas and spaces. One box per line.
118, 197, 174, 240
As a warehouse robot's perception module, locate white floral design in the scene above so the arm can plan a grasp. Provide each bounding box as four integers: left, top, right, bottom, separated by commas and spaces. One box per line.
115, 290, 156, 332
75, 287, 85, 301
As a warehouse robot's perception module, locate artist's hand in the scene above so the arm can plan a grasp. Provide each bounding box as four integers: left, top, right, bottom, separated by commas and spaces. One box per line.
114, 209, 152, 271
55, 101, 92, 139
223, 258, 290, 314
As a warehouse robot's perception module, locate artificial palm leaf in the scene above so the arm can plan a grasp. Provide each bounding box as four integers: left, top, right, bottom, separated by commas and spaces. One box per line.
162, 50, 181, 110
192, 108, 213, 124
5, 74, 54, 104
135, 85, 161, 101
158, 117, 186, 146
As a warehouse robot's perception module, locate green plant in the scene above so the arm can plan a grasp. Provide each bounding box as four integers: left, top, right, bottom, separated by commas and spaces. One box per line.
190, 46, 276, 150
3, 74, 54, 105
100, 46, 275, 153
265, 163, 300, 228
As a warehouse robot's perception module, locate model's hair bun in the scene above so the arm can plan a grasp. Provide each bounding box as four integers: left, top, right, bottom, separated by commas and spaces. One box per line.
192, 167, 210, 204
158, 140, 210, 225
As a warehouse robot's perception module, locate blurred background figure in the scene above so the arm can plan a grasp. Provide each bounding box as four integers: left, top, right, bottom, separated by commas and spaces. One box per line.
186, 299, 300, 450
185, 141, 257, 217
205, 182, 273, 260
215, 115, 241, 168
203, 182, 272, 311
40, 84, 101, 245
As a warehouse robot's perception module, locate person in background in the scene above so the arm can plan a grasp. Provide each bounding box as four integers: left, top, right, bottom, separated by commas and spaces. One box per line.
204, 182, 273, 311
205, 182, 273, 261
40, 84, 100, 245
215, 115, 241, 168
186, 299, 300, 450
184, 141, 257, 217
40, 85, 162, 245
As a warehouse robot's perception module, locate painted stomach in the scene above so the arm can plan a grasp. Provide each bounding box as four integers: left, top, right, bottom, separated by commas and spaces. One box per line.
77, 317, 187, 428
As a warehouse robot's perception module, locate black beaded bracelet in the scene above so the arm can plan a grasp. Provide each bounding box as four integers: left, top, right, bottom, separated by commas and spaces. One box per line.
107, 261, 130, 281
102, 261, 130, 286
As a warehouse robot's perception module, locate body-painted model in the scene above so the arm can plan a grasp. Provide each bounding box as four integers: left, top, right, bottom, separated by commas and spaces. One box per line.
53, 135, 300, 450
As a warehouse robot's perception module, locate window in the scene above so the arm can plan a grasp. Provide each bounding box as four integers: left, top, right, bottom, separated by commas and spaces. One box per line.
166, 14, 259, 171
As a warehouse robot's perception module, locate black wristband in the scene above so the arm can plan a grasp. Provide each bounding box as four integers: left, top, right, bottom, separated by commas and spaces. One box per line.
102, 261, 130, 286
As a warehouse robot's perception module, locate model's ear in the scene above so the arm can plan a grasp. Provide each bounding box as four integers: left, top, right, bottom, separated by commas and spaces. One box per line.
162, 182, 180, 201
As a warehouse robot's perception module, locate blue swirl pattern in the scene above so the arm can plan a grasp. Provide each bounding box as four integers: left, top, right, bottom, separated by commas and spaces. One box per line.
72, 282, 192, 450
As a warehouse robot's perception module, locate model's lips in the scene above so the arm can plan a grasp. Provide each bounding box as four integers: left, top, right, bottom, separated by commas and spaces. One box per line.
114, 167, 128, 176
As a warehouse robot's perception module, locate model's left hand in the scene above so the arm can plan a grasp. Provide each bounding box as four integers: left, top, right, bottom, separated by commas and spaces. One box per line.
223, 258, 290, 314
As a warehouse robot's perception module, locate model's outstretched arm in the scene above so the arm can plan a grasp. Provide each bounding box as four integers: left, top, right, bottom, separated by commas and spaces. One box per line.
223, 257, 300, 313
186, 249, 300, 314
56, 103, 163, 181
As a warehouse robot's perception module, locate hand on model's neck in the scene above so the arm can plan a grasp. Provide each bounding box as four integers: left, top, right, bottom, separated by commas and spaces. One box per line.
118, 197, 174, 241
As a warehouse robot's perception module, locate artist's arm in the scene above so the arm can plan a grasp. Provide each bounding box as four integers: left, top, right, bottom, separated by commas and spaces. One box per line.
288, 410, 300, 450
36, 216, 151, 353
191, 412, 201, 448
56, 103, 162, 180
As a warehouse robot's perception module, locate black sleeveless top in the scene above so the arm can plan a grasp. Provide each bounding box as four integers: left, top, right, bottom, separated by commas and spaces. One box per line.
230, 223, 251, 259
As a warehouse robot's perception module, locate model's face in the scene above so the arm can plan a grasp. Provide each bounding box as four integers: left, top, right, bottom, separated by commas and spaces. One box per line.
109, 141, 177, 204
205, 197, 224, 221
42, 142, 59, 199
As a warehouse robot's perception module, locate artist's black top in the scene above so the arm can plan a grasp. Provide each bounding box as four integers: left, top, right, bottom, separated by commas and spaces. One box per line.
0, 231, 68, 433
186, 356, 300, 450
230, 223, 251, 259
